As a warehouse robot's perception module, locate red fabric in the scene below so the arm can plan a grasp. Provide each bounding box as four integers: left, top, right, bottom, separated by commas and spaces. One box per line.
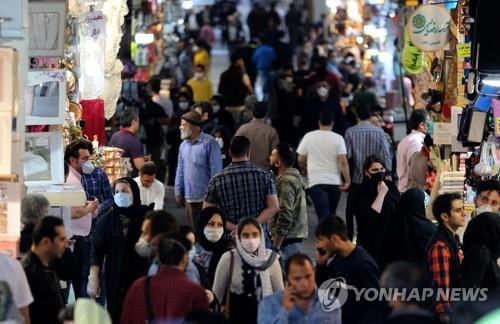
120, 267, 209, 324
80, 99, 106, 146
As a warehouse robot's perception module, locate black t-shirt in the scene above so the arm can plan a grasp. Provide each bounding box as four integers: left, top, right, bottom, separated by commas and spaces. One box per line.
316, 246, 380, 324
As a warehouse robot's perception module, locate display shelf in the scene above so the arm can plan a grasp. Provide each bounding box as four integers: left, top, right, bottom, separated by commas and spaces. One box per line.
26, 184, 86, 207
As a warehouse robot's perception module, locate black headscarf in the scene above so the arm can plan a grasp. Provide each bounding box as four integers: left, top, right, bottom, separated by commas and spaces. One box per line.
379, 188, 436, 270
462, 212, 500, 289
195, 207, 229, 282
112, 177, 142, 214
464, 212, 500, 260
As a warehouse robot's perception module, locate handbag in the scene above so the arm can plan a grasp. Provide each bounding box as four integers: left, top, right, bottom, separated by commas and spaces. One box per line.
220, 250, 234, 319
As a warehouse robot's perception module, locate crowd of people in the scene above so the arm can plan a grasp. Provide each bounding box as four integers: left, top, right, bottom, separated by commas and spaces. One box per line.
2, 2, 500, 324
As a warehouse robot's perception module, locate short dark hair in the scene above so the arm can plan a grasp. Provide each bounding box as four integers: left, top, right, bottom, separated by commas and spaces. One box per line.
145, 210, 178, 237
64, 139, 93, 164
432, 192, 462, 224
476, 179, 500, 196
193, 101, 213, 119
315, 216, 349, 241
32, 216, 64, 245
158, 233, 191, 266
237, 217, 262, 238
352, 91, 377, 120
179, 225, 194, 238
284, 253, 314, 276
150, 76, 161, 93
275, 142, 296, 167
409, 109, 427, 130
319, 110, 334, 126
380, 261, 430, 307
230, 52, 242, 64
120, 107, 139, 127
363, 155, 386, 173
229, 136, 251, 158
253, 102, 268, 119
140, 162, 157, 176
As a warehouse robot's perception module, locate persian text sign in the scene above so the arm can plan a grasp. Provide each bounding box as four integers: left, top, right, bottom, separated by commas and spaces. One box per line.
407, 5, 451, 52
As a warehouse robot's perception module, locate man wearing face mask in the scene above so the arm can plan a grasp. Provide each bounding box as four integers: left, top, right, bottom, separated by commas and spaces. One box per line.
301, 77, 346, 136
175, 111, 223, 228
472, 179, 500, 218
64, 139, 113, 301
187, 65, 213, 102
121, 234, 209, 323
134, 210, 179, 274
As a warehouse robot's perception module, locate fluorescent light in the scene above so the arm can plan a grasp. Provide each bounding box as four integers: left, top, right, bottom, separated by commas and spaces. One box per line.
177, 19, 184, 25
482, 79, 500, 87
135, 32, 154, 45
182, 0, 193, 10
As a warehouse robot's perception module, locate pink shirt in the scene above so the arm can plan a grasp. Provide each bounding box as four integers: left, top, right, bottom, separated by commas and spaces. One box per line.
67, 167, 92, 236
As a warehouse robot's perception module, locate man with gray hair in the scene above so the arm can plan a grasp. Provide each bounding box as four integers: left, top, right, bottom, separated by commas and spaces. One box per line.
21, 194, 50, 228
109, 107, 145, 177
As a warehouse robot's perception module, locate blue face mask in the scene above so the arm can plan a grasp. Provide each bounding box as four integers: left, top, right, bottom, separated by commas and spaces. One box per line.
114, 192, 132, 208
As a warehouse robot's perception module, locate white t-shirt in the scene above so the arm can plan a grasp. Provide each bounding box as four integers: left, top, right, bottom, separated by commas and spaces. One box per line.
0, 254, 33, 308
134, 177, 165, 210
296, 130, 347, 187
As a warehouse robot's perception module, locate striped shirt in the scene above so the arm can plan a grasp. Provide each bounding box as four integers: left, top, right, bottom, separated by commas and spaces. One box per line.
203, 161, 277, 224
344, 121, 392, 184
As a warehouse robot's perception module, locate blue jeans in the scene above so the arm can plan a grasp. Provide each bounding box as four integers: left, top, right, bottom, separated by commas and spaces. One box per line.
255, 70, 273, 101
280, 242, 303, 271
309, 184, 341, 222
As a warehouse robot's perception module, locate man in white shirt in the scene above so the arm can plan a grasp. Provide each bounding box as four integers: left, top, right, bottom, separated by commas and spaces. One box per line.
297, 111, 351, 222
396, 109, 428, 193
134, 162, 165, 210
0, 253, 33, 323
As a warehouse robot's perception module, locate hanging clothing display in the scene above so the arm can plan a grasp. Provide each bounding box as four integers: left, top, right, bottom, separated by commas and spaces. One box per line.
81, 99, 106, 145
79, 11, 105, 99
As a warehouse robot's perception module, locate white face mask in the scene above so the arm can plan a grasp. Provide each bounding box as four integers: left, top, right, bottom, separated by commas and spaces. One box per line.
204, 227, 224, 243
475, 204, 492, 216
80, 160, 95, 175
285, 76, 293, 83
135, 237, 152, 257
212, 105, 220, 114
114, 192, 133, 208
179, 102, 189, 111
195, 72, 204, 79
241, 238, 260, 253
215, 137, 224, 149
317, 86, 329, 97
181, 128, 193, 140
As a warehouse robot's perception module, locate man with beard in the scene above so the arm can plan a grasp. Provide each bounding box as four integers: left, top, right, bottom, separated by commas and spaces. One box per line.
175, 111, 223, 227
269, 143, 308, 267
258, 253, 341, 323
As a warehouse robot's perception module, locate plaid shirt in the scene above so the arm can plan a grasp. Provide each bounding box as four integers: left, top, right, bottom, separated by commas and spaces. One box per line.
80, 167, 114, 220
203, 161, 277, 224
427, 241, 464, 316
344, 121, 392, 184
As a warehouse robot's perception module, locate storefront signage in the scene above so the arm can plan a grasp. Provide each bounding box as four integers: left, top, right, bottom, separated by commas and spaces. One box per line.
407, 5, 451, 52
457, 43, 472, 58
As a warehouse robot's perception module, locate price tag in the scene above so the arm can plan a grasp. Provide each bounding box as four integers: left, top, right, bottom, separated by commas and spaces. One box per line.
457, 43, 471, 58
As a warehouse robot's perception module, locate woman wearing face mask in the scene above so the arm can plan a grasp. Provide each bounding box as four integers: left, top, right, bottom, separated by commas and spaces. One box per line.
194, 207, 231, 285
271, 66, 298, 146
346, 155, 399, 266
212, 217, 283, 324
88, 177, 150, 323
211, 126, 232, 167
210, 94, 235, 135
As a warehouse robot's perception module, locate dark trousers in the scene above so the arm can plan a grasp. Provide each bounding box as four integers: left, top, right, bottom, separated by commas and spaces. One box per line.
309, 184, 341, 222
186, 202, 203, 228
72, 236, 105, 305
